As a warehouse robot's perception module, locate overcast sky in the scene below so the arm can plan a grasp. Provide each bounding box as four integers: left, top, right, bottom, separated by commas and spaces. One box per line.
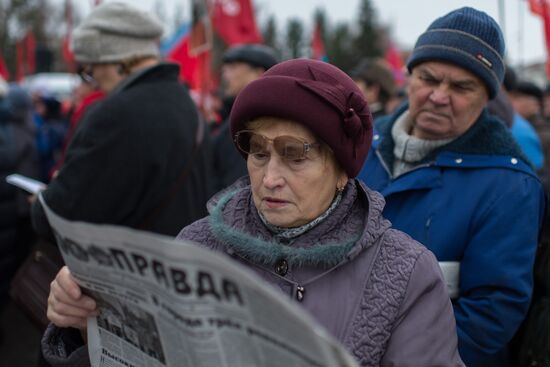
66, 0, 545, 67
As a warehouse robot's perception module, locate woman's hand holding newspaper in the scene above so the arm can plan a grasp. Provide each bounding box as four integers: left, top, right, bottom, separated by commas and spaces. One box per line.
47, 266, 98, 331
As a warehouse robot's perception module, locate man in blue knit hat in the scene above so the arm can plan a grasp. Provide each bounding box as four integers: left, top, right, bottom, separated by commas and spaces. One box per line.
358, 7, 545, 366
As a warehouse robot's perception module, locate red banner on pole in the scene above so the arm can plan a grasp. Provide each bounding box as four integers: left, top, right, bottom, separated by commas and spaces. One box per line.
384, 41, 405, 87
15, 30, 37, 81
0, 54, 10, 80
25, 31, 36, 74
15, 40, 25, 82
311, 22, 327, 61
211, 0, 262, 45
165, 0, 214, 110
63, 0, 76, 72
529, 0, 550, 77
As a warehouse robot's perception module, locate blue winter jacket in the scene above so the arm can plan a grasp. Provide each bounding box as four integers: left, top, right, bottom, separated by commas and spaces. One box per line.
358, 104, 546, 367
510, 112, 544, 170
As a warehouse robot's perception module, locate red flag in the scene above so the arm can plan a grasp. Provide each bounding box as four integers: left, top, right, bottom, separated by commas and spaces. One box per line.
25, 31, 36, 74
529, 0, 550, 77
63, 0, 76, 72
211, 0, 262, 45
311, 22, 327, 61
16, 40, 25, 82
167, 36, 200, 88
529, 0, 544, 15
384, 41, 405, 87
0, 54, 10, 80
63, 38, 75, 72
165, 0, 213, 105
15, 30, 37, 81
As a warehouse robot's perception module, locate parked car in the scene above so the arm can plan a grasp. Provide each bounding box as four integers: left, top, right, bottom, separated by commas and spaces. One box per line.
21, 73, 80, 100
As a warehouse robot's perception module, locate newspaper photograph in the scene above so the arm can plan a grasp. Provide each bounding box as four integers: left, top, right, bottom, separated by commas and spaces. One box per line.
39, 195, 358, 367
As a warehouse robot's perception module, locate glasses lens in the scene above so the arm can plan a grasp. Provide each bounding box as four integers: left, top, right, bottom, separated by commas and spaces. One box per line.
249, 133, 268, 155
78, 65, 95, 84
235, 131, 314, 160
235, 131, 267, 155
274, 136, 306, 160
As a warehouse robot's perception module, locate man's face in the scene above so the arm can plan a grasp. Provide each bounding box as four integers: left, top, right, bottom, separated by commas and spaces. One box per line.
543, 95, 550, 120
510, 93, 542, 122
354, 79, 380, 105
221, 62, 264, 97
408, 61, 489, 140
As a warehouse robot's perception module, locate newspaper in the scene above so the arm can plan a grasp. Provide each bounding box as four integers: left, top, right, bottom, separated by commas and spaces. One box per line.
40, 196, 358, 367
438, 262, 460, 299
6, 174, 47, 194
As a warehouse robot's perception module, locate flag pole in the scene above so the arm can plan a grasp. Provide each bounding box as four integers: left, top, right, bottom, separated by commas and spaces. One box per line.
518, 0, 524, 74
498, 0, 507, 53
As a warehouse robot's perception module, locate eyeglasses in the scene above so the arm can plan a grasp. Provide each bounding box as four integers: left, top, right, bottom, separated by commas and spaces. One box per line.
77, 64, 95, 84
234, 130, 321, 161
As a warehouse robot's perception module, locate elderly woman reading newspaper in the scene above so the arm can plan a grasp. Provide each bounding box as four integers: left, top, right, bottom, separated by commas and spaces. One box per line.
45, 59, 464, 366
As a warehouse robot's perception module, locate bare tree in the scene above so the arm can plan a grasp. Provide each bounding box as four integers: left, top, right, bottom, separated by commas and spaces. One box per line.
0, 0, 68, 78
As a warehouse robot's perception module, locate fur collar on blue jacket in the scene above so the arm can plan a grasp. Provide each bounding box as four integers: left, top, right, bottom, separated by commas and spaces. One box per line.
375, 103, 532, 170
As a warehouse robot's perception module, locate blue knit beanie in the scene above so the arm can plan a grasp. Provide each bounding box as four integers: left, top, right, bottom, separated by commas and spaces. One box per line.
407, 7, 505, 99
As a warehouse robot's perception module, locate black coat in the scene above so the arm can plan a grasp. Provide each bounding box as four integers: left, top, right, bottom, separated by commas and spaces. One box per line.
32, 63, 212, 237
0, 120, 18, 305
0, 96, 39, 305
212, 119, 247, 192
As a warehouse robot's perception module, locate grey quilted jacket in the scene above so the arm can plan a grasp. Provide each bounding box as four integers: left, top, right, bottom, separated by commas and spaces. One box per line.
177, 178, 464, 366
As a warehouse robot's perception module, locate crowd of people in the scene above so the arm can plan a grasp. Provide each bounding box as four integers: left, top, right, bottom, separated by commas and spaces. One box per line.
1, 2, 549, 366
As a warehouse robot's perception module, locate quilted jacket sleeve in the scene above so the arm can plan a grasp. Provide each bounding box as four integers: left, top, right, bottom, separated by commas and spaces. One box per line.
382, 250, 465, 366
41, 324, 90, 367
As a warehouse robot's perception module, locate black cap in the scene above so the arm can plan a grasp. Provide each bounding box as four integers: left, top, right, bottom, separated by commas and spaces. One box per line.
222, 44, 278, 71
350, 59, 396, 99
503, 66, 517, 92
514, 81, 543, 101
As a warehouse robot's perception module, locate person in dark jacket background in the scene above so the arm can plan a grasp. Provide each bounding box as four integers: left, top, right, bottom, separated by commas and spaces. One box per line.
0, 82, 39, 314
358, 7, 545, 366
211, 44, 278, 192
350, 58, 397, 120
31, 1, 212, 238
508, 80, 544, 126
487, 68, 544, 171
31, 94, 68, 182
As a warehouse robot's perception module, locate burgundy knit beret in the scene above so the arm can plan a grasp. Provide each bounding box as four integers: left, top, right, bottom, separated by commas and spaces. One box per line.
230, 59, 373, 178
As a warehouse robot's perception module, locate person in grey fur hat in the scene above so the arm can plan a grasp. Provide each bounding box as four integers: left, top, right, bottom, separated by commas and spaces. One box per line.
34, 5, 213, 362
69, 1, 164, 93
32, 0, 212, 245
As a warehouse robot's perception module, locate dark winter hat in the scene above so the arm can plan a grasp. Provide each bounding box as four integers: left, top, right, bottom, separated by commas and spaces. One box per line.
5, 85, 32, 121
71, 2, 163, 63
407, 7, 505, 99
230, 59, 373, 178
350, 59, 396, 101
513, 81, 543, 102
222, 44, 279, 71
503, 66, 517, 92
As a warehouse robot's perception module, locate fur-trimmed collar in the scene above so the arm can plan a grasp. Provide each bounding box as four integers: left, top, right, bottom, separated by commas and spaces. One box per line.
205, 177, 390, 268
376, 103, 531, 170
